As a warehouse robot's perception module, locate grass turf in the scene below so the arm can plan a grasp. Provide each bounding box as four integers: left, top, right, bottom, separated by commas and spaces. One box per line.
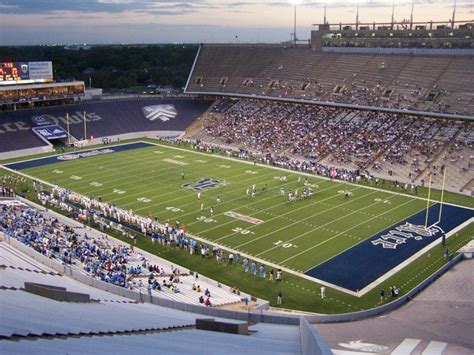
1, 140, 472, 313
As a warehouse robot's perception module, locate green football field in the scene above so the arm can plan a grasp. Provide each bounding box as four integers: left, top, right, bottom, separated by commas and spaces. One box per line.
15, 142, 431, 283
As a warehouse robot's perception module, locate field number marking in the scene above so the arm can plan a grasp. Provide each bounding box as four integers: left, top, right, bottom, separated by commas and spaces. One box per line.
52, 169, 63, 174
374, 198, 392, 204
166, 206, 183, 213
137, 197, 152, 203
70, 175, 82, 180
113, 188, 126, 195
90, 181, 103, 187
245, 170, 258, 175
273, 240, 298, 248
219, 165, 231, 169
232, 227, 255, 235
196, 216, 217, 223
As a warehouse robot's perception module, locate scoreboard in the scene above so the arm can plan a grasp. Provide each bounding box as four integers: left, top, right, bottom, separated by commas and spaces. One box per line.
0, 61, 53, 85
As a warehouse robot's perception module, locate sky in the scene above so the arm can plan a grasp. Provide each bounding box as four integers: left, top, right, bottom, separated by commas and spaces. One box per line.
0, 0, 472, 45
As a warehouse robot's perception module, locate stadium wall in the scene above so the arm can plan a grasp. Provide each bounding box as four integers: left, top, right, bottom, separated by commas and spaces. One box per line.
86, 130, 185, 145
0, 145, 54, 160
322, 47, 474, 56
300, 318, 332, 355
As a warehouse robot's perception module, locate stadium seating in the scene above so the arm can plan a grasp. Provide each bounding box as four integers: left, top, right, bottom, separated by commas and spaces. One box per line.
187, 99, 473, 193
186, 45, 474, 116
0, 98, 211, 153
0, 202, 303, 354
0, 115, 49, 152
0, 200, 246, 308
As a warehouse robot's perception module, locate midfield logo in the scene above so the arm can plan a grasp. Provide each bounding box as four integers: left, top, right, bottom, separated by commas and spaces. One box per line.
371, 222, 444, 250
142, 104, 178, 122
183, 178, 222, 192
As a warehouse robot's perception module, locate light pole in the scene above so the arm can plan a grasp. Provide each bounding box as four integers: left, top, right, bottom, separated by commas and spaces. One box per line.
290, 0, 300, 46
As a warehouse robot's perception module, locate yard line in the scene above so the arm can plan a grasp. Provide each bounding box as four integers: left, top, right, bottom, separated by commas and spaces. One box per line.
192, 182, 346, 236
22, 148, 163, 175
136, 169, 331, 217
233, 188, 377, 248
279, 197, 416, 264
41, 150, 199, 189
256, 193, 402, 258
131, 167, 283, 211
148, 141, 474, 210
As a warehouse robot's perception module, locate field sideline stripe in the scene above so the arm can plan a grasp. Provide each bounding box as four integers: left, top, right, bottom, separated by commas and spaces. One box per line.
28, 149, 200, 190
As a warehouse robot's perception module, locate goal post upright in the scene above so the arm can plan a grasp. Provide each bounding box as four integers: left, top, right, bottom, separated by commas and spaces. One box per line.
425, 173, 432, 228
437, 167, 447, 225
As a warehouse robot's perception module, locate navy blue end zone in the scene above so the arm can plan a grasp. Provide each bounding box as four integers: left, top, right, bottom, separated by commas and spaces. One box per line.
305, 203, 473, 292
4, 142, 153, 171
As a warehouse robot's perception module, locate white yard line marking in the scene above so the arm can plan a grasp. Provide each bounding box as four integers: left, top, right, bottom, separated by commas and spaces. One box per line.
233, 188, 375, 248
203, 184, 349, 241
391, 338, 421, 355
146, 141, 474, 211
133, 167, 285, 212
421, 341, 448, 355
258, 194, 405, 259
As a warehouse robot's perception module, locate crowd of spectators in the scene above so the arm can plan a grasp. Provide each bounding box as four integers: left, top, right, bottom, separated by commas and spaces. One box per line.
0, 200, 243, 306
195, 99, 472, 186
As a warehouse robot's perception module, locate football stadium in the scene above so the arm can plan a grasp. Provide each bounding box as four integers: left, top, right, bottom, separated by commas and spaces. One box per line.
0, 1, 473, 354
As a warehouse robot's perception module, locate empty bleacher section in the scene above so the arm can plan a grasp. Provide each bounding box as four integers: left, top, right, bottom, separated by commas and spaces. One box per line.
0, 116, 50, 154
186, 99, 473, 194
0, 98, 211, 157
185, 44, 474, 116
0, 320, 301, 354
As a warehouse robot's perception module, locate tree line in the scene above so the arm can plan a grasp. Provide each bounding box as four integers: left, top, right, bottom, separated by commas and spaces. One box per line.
0, 45, 199, 91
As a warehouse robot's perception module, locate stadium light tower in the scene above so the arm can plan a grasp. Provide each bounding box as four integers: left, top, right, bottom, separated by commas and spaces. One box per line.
451, 0, 457, 29
410, 0, 415, 30
290, 0, 301, 46
391, 0, 395, 29
355, 1, 360, 30
323, 2, 327, 25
